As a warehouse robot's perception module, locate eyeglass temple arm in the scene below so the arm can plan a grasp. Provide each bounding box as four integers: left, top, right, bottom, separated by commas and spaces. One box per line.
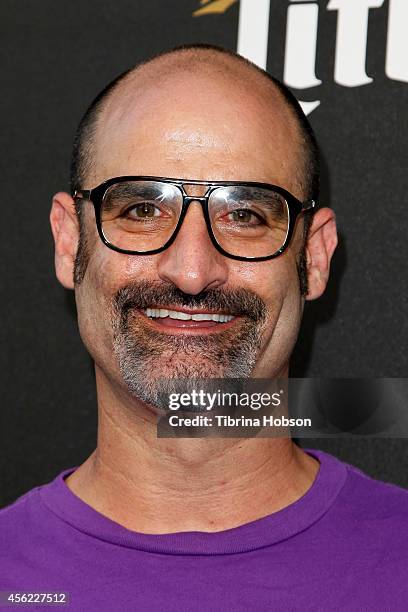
302, 199, 316, 211
73, 189, 91, 200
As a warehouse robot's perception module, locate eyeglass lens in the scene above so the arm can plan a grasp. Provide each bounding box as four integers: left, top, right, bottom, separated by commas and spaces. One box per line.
100, 180, 289, 257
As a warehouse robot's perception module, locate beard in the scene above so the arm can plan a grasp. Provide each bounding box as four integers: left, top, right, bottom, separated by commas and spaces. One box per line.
109, 280, 267, 413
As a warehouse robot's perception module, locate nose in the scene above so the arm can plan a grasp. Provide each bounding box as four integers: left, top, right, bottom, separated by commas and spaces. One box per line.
156, 200, 229, 295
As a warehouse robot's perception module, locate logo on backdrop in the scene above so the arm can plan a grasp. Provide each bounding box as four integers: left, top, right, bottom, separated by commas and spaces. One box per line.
193, 0, 237, 15
194, 0, 408, 115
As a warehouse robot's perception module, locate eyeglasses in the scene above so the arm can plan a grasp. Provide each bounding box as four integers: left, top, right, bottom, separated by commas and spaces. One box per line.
73, 176, 315, 262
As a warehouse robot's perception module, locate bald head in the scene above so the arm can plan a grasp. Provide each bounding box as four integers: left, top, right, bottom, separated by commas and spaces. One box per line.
70, 44, 319, 202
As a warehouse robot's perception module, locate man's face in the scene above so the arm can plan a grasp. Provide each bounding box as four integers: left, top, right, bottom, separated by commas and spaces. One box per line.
71, 68, 309, 411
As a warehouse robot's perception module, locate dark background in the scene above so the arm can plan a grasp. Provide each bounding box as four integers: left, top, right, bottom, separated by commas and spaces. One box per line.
1, 0, 407, 507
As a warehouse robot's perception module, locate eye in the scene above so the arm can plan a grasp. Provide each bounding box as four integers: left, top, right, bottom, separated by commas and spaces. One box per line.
228, 209, 264, 225
125, 202, 162, 219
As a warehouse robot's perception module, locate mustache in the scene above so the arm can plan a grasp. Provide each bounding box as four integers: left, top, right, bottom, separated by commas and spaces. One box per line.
112, 280, 267, 323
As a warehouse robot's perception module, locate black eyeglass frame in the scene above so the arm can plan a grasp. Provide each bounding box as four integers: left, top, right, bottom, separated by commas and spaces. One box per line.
73, 175, 316, 262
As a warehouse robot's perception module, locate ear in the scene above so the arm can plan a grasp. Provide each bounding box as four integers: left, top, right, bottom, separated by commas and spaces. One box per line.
305, 207, 338, 301
50, 192, 80, 290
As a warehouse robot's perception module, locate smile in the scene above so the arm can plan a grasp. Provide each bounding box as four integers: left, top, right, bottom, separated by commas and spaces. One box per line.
139, 307, 238, 333
142, 308, 235, 323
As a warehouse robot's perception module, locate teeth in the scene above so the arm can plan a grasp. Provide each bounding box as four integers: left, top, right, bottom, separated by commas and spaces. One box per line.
191, 313, 211, 321
142, 308, 234, 323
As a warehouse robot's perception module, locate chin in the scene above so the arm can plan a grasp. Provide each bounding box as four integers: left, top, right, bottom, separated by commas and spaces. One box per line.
155, 356, 226, 379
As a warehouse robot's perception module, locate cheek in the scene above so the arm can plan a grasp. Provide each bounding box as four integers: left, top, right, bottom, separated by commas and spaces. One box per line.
230, 253, 300, 316
258, 252, 304, 368
230, 253, 302, 367
87, 241, 159, 295
75, 246, 159, 360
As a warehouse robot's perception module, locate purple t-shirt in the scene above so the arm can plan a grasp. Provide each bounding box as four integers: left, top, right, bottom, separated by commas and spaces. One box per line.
1, 448, 408, 610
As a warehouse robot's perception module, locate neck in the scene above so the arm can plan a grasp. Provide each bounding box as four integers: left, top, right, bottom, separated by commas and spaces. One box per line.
66, 368, 319, 534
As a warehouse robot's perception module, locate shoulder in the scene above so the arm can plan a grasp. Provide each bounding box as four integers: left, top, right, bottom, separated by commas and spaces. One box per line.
0, 486, 39, 516
331, 454, 408, 557
309, 448, 408, 540
0, 470, 69, 549
309, 448, 408, 514
0, 467, 76, 534
0, 486, 44, 577
0, 486, 43, 536
342, 458, 408, 516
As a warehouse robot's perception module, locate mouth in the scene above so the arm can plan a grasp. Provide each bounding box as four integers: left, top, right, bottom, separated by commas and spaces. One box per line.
139, 307, 239, 333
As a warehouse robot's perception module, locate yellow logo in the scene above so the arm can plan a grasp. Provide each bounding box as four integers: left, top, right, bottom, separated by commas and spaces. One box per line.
193, 0, 238, 17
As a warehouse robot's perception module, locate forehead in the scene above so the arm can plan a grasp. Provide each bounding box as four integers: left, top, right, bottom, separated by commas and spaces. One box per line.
91, 62, 302, 191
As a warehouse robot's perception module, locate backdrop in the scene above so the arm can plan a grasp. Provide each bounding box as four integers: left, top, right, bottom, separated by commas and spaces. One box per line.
1, 0, 407, 507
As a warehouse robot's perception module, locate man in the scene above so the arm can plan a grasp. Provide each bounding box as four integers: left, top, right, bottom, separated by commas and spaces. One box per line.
1, 44, 407, 610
